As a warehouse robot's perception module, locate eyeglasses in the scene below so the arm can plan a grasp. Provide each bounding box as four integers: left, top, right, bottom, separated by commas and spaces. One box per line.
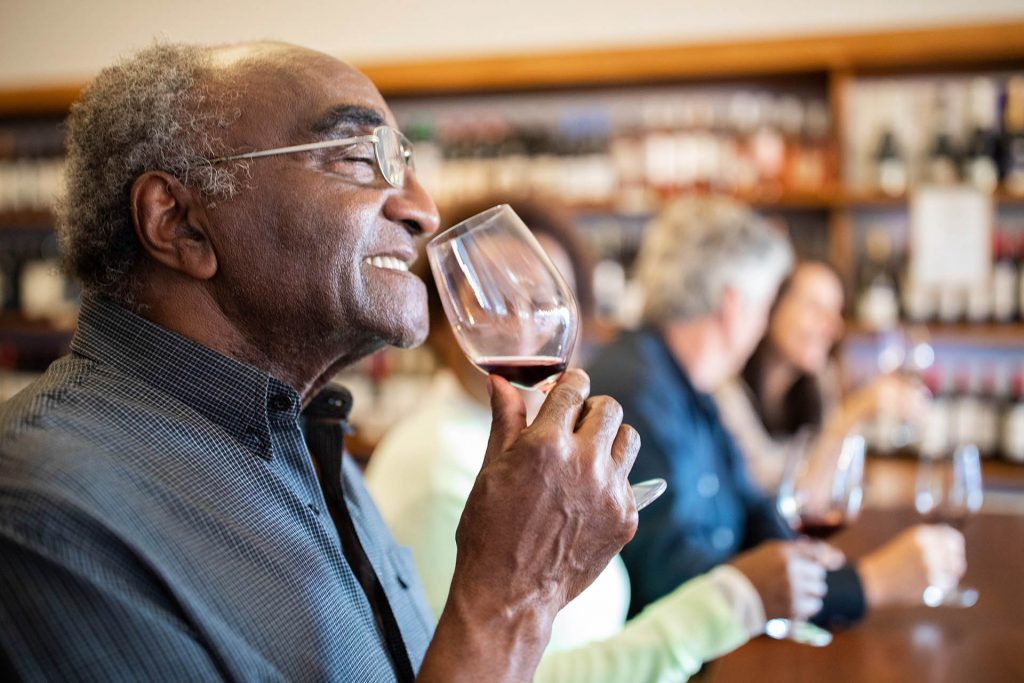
208, 125, 414, 188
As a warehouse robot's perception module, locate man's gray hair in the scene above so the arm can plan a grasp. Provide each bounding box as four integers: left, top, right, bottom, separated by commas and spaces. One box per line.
57, 43, 243, 307
635, 196, 794, 324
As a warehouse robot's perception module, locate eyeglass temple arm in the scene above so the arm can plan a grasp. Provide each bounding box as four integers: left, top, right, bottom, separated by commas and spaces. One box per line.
210, 134, 378, 163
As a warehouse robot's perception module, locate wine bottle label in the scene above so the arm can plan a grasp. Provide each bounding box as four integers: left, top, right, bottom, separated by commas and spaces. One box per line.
857, 286, 899, 330
878, 159, 907, 196
920, 401, 950, 458
977, 405, 1000, 456
953, 398, 984, 452
992, 264, 1019, 322
937, 286, 965, 323
1003, 404, 1024, 463
967, 158, 999, 194
902, 281, 936, 322
928, 158, 958, 185
966, 283, 991, 322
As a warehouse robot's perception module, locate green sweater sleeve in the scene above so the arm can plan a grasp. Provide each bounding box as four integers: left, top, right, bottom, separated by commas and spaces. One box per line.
533, 573, 750, 683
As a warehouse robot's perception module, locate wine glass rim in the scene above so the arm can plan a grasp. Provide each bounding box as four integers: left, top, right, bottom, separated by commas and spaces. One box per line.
428, 204, 511, 248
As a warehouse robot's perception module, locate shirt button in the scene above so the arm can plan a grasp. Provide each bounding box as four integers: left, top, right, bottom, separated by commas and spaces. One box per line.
697, 473, 719, 498
271, 394, 292, 411
712, 527, 735, 550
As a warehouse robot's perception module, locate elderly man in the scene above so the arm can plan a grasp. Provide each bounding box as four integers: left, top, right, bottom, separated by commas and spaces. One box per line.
0, 43, 640, 681
589, 197, 966, 628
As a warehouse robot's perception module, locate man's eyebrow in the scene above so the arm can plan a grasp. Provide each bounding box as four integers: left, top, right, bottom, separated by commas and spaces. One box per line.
309, 105, 386, 137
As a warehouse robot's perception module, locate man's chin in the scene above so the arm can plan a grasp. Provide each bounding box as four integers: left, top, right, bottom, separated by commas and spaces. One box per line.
379, 313, 429, 350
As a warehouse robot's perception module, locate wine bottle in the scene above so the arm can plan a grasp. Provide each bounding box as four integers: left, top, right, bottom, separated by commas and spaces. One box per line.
919, 364, 950, 458
1002, 365, 1024, 464
977, 366, 1000, 459
964, 78, 1001, 194
856, 228, 900, 330
751, 94, 785, 194
951, 364, 982, 454
992, 229, 1020, 323
925, 84, 961, 186
1002, 76, 1024, 197
874, 127, 908, 197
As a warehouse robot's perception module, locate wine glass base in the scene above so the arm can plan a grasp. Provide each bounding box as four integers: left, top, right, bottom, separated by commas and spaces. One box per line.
923, 585, 979, 608
765, 618, 833, 647
632, 479, 667, 511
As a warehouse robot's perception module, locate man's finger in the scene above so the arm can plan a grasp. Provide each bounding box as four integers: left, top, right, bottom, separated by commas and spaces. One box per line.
533, 369, 590, 433
610, 423, 641, 472
574, 395, 623, 446
797, 540, 846, 571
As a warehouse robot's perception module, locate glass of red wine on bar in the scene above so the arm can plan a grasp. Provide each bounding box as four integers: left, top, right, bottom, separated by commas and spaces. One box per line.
914, 444, 982, 608
427, 204, 667, 511
766, 433, 866, 647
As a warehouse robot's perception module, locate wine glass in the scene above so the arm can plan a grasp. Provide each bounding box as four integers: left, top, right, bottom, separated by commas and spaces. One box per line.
914, 444, 983, 608
767, 433, 866, 647
897, 325, 935, 448
427, 204, 667, 511
875, 325, 934, 451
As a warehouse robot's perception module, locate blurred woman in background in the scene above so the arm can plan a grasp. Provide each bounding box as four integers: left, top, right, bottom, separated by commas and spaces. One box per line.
715, 260, 928, 495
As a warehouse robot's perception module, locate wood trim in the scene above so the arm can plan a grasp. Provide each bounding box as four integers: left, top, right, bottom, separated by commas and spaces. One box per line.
0, 84, 83, 116
2, 21, 1023, 114
359, 21, 1024, 96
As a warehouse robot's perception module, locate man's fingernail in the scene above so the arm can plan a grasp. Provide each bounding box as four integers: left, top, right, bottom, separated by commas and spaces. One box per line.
486, 377, 494, 398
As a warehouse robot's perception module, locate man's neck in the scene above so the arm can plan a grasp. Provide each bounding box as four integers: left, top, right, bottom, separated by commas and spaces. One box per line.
135, 283, 372, 405
658, 319, 729, 393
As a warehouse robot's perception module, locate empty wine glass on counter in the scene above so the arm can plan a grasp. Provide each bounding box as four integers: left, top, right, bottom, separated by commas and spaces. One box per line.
427, 204, 667, 511
915, 444, 983, 608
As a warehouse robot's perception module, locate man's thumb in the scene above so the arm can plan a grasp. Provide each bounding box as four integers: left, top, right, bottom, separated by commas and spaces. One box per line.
484, 375, 527, 464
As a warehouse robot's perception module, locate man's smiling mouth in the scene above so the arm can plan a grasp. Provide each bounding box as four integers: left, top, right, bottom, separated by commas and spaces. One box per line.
364, 256, 410, 272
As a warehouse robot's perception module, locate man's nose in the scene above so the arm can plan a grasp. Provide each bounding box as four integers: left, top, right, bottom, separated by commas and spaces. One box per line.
384, 169, 440, 237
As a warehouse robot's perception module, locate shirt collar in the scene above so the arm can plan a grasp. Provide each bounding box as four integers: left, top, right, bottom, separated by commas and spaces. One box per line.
645, 326, 719, 414
70, 296, 301, 459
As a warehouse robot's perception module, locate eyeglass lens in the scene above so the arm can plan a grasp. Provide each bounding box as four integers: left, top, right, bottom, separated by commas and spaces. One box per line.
377, 127, 413, 188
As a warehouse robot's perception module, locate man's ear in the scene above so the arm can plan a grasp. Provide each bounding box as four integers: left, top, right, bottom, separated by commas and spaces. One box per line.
130, 171, 217, 281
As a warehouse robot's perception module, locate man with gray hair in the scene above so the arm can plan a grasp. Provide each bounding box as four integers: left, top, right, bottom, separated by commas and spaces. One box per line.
589, 197, 964, 635
0, 42, 641, 681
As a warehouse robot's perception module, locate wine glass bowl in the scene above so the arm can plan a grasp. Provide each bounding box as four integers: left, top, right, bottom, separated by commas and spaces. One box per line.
914, 444, 983, 608
427, 204, 667, 511
427, 204, 577, 391
778, 434, 866, 540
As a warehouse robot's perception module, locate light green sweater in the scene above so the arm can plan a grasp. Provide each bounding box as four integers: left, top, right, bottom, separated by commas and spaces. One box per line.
366, 372, 751, 683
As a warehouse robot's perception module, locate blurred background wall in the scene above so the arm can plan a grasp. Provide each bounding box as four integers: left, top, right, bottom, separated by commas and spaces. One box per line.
2, 0, 1024, 86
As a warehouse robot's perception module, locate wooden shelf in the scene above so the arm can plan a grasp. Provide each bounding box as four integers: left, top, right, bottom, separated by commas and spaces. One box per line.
0, 311, 75, 335
846, 322, 1024, 347
1, 22, 1022, 113
0, 209, 55, 229
842, 189, 1024, 208
568, 187, 842, 215
359, 21, 1024, 97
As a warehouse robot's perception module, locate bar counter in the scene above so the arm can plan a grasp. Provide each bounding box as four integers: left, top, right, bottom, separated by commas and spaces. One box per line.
706, 508, 1024, 682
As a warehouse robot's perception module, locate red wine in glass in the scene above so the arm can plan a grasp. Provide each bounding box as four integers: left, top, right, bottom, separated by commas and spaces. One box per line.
474, 355, 567, 391
919, 510, 968, 531
796, 512, 847, 539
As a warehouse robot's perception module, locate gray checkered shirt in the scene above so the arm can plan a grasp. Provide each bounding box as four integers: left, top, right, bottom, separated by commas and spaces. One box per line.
0, 296, 435, 682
